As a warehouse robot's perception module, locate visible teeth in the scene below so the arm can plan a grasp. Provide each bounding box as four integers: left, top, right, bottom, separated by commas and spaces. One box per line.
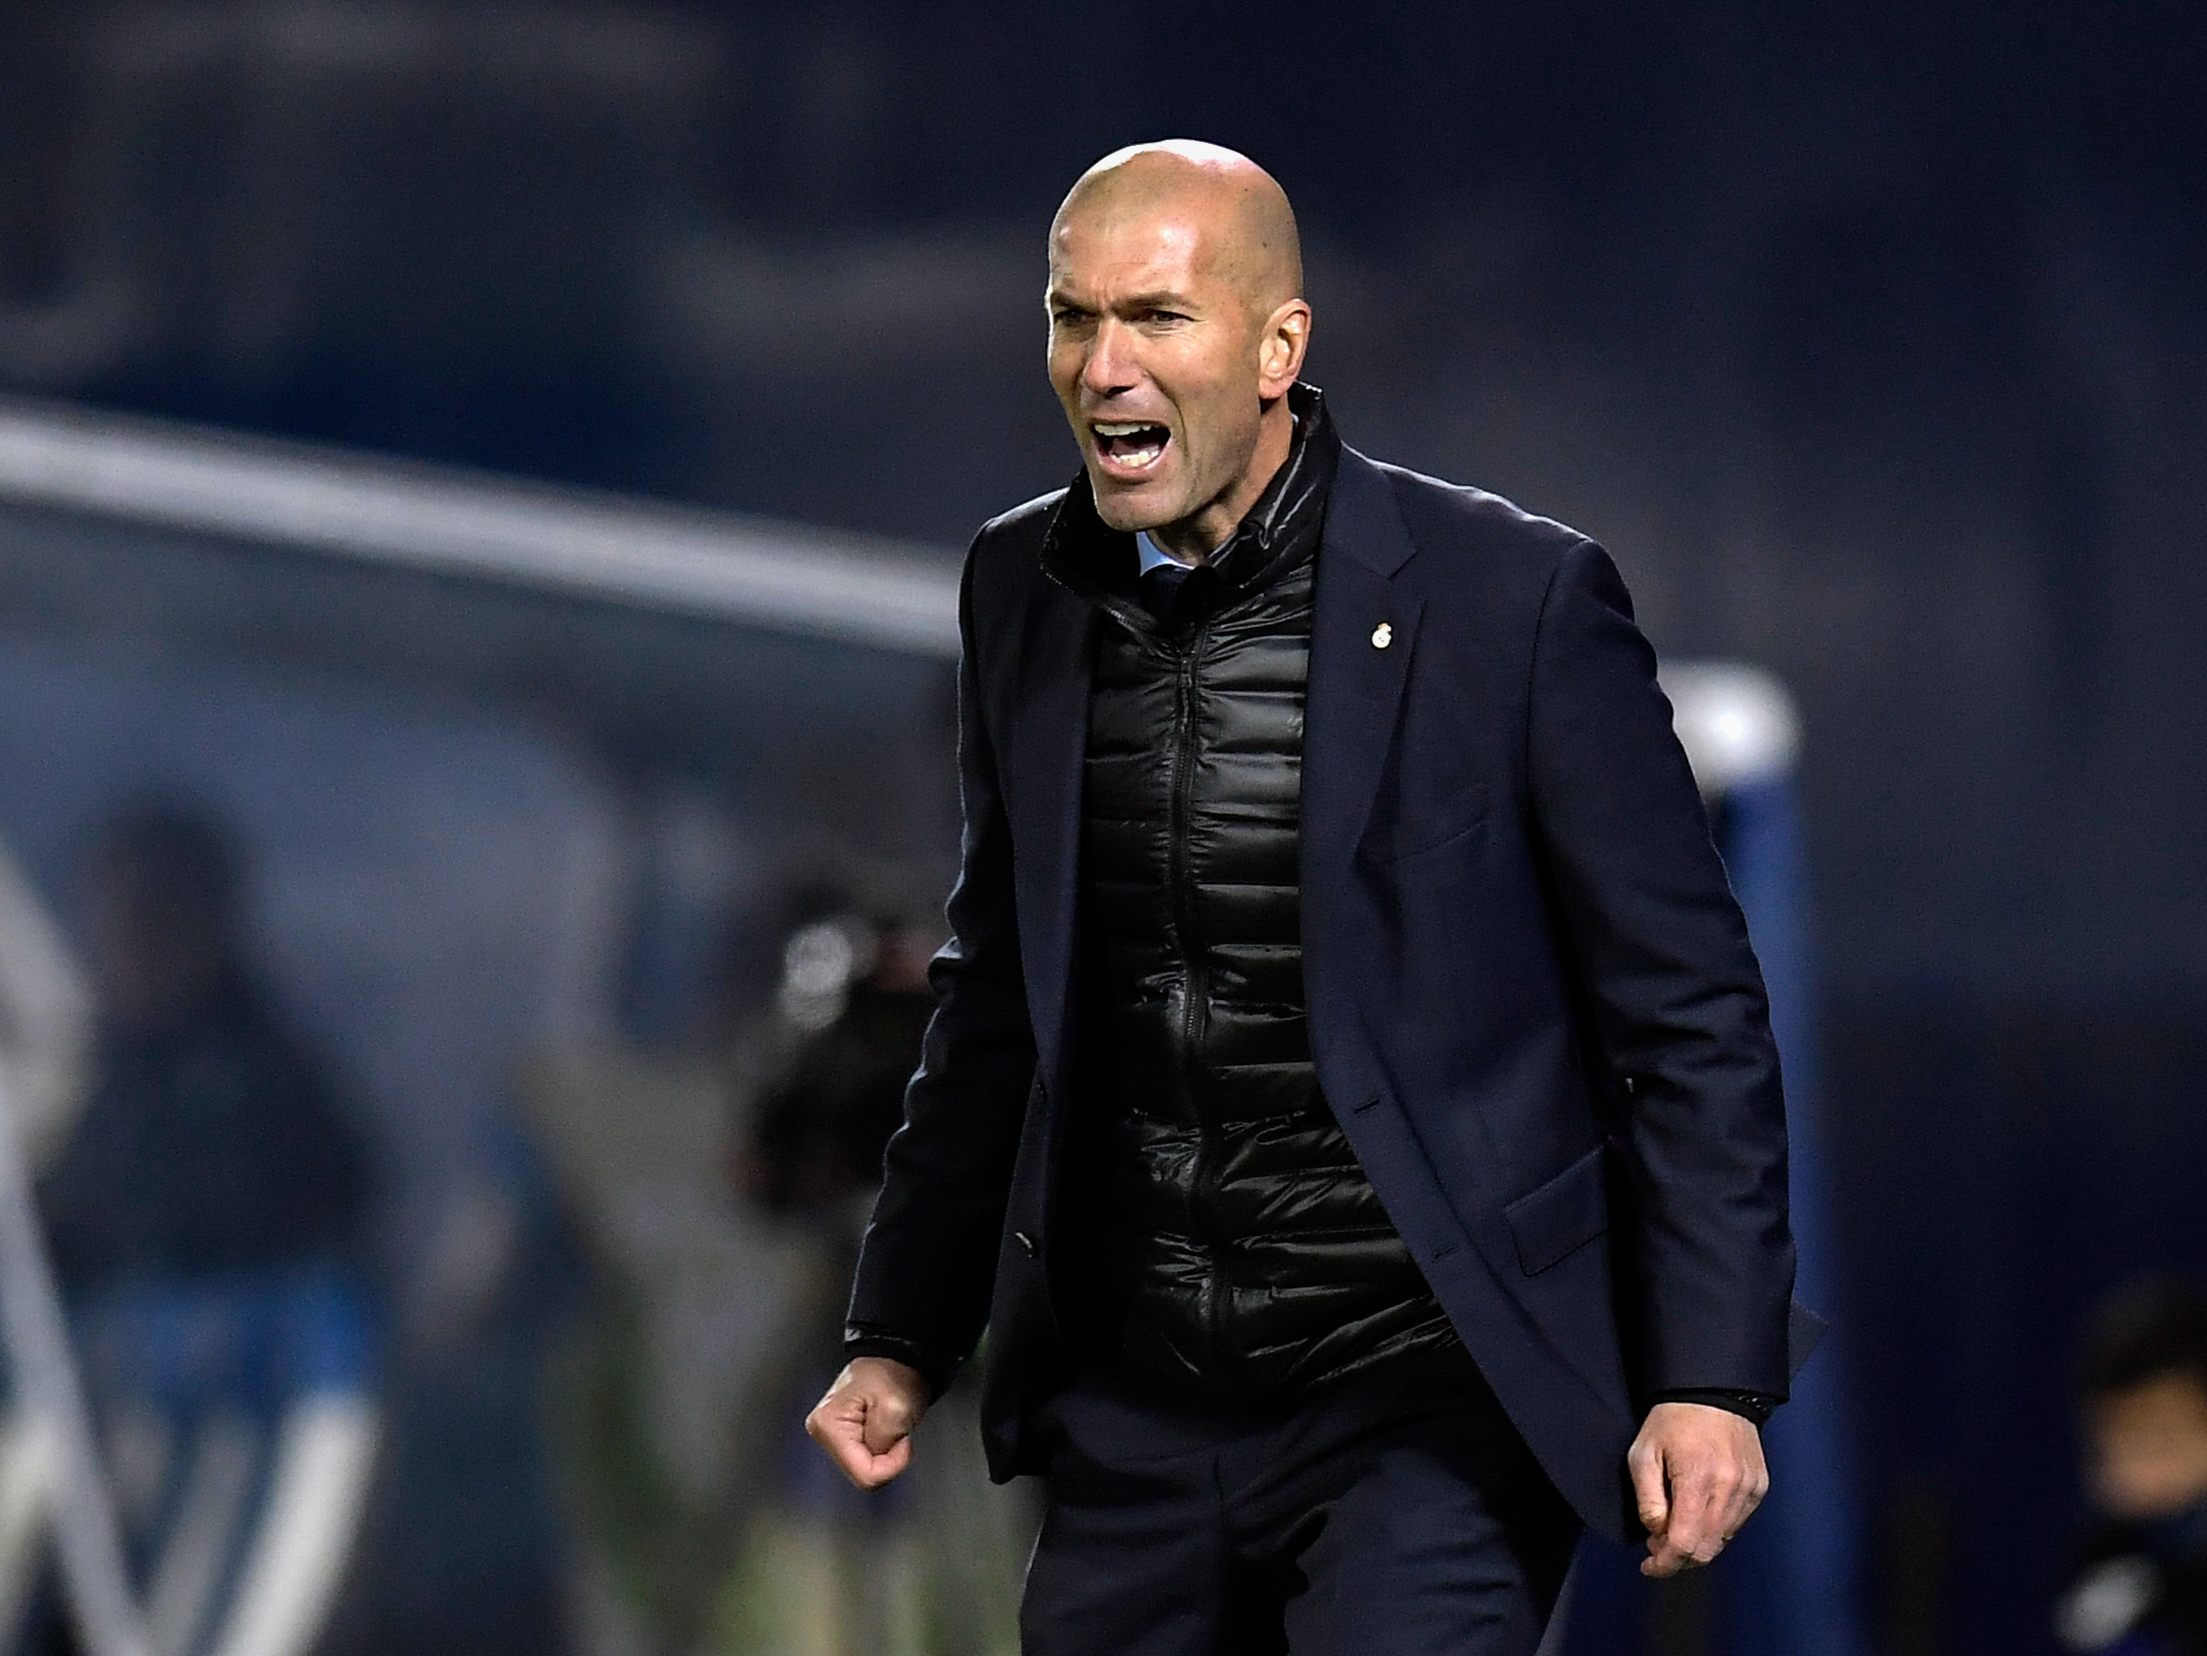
1095, 422, 1161, 437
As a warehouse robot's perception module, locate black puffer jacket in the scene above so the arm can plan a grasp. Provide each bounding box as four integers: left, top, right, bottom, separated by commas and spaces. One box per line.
1047, 391, 1457, 1403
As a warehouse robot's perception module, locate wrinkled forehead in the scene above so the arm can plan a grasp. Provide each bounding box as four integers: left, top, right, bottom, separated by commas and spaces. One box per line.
1047, 195, 1249, 303
1051, 208, 1206, 283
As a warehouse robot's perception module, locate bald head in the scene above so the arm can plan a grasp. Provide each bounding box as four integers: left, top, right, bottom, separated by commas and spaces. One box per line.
1052, 140, 1303, 319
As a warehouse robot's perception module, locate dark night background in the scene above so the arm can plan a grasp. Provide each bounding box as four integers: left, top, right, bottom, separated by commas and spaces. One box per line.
3, 4, 2204, 1652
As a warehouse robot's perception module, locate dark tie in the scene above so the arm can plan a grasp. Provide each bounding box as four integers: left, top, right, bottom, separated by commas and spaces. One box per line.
1139, 559, 1195, 627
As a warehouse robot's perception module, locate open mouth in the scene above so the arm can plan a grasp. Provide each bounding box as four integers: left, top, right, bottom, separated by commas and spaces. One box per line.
1092, 421, 1171, 472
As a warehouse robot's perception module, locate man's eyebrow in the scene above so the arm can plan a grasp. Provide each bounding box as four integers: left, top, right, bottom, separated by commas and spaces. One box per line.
1114, 290, 1197, 313
1045, 286, 1201, 315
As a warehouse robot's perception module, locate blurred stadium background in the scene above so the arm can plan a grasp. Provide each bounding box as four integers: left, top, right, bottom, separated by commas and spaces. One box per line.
0, 3, 2202, 1654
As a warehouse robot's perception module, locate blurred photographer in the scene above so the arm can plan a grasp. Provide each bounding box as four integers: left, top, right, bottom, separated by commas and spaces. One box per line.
738, 912, 936, 1233
19, 801, 376, 1656
41, 801, 369, 1296
2057, 1277, 2207, 1655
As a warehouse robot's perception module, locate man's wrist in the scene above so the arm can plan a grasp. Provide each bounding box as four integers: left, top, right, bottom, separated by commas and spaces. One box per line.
843, 1325, 950, 1399
1649, 1387, 1779, 1427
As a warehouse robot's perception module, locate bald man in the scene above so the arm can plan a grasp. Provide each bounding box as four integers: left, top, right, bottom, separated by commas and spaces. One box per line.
809, 141, 1814, 1655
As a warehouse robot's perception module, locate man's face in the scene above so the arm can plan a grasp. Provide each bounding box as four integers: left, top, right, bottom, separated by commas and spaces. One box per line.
1046, 202, 1269, 538
2087, 1373, 2207, 1520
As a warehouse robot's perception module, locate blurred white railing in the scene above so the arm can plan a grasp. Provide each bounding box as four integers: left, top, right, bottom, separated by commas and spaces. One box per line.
0, 396, 962, 658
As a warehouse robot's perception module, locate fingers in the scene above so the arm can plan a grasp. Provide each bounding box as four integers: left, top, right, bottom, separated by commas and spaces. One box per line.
1642, 1473, 1734, 1577
805, 1387, 907, 1489
860, 1383, 920, 1455
831, 1427, 912, 1490
1629, 1402, 1770, 1577
804, 1358, 928, 1491
1627, 1432, 1670, 1539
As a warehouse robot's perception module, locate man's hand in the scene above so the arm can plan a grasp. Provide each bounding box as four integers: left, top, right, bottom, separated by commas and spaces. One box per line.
1627, 1401, 1769, 1577
806, 1356, 929, 1490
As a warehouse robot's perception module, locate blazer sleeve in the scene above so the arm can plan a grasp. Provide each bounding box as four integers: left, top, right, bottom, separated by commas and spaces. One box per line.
843, 545, 1038, 1391
1525, 538, 1797, 1398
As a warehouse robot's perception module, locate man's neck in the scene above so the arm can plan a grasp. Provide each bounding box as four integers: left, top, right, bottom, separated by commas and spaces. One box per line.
1148, 405, 1296, 565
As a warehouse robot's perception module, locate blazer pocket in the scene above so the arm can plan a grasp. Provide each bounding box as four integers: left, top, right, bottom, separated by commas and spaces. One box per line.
1355, 805, 1489, 867
1503, 1144, 1609, 1276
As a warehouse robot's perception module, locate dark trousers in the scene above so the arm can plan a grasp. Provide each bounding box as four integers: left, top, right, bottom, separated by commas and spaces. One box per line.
1020, 1348, 1581, 1656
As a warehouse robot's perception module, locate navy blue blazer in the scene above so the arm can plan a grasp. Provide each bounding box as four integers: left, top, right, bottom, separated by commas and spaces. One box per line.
848, 444, 1814, 1540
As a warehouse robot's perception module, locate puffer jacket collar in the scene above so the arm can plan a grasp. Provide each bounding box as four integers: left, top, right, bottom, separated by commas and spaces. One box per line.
1039, 382, 1340, 633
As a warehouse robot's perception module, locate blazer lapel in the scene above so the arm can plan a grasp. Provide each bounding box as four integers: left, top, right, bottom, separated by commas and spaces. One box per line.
1303, 448, 1422, 884
1004, 572, 1096, 1093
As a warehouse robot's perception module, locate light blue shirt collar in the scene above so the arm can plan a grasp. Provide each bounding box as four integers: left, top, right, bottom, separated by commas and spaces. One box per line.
1135, 531, 1198, 577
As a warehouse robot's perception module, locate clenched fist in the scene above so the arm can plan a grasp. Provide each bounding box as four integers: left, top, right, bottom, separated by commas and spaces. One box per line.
806, 1356, 930, 1490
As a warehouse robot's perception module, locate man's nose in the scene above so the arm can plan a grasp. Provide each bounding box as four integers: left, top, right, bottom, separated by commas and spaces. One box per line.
1081, 318, 1139, 398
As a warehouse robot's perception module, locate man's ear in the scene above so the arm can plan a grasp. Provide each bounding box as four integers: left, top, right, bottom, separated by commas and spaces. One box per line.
1257, 300, 1312, 395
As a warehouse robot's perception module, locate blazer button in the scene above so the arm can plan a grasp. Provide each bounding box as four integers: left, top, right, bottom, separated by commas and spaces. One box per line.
1014, 1230, 1038, 1257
